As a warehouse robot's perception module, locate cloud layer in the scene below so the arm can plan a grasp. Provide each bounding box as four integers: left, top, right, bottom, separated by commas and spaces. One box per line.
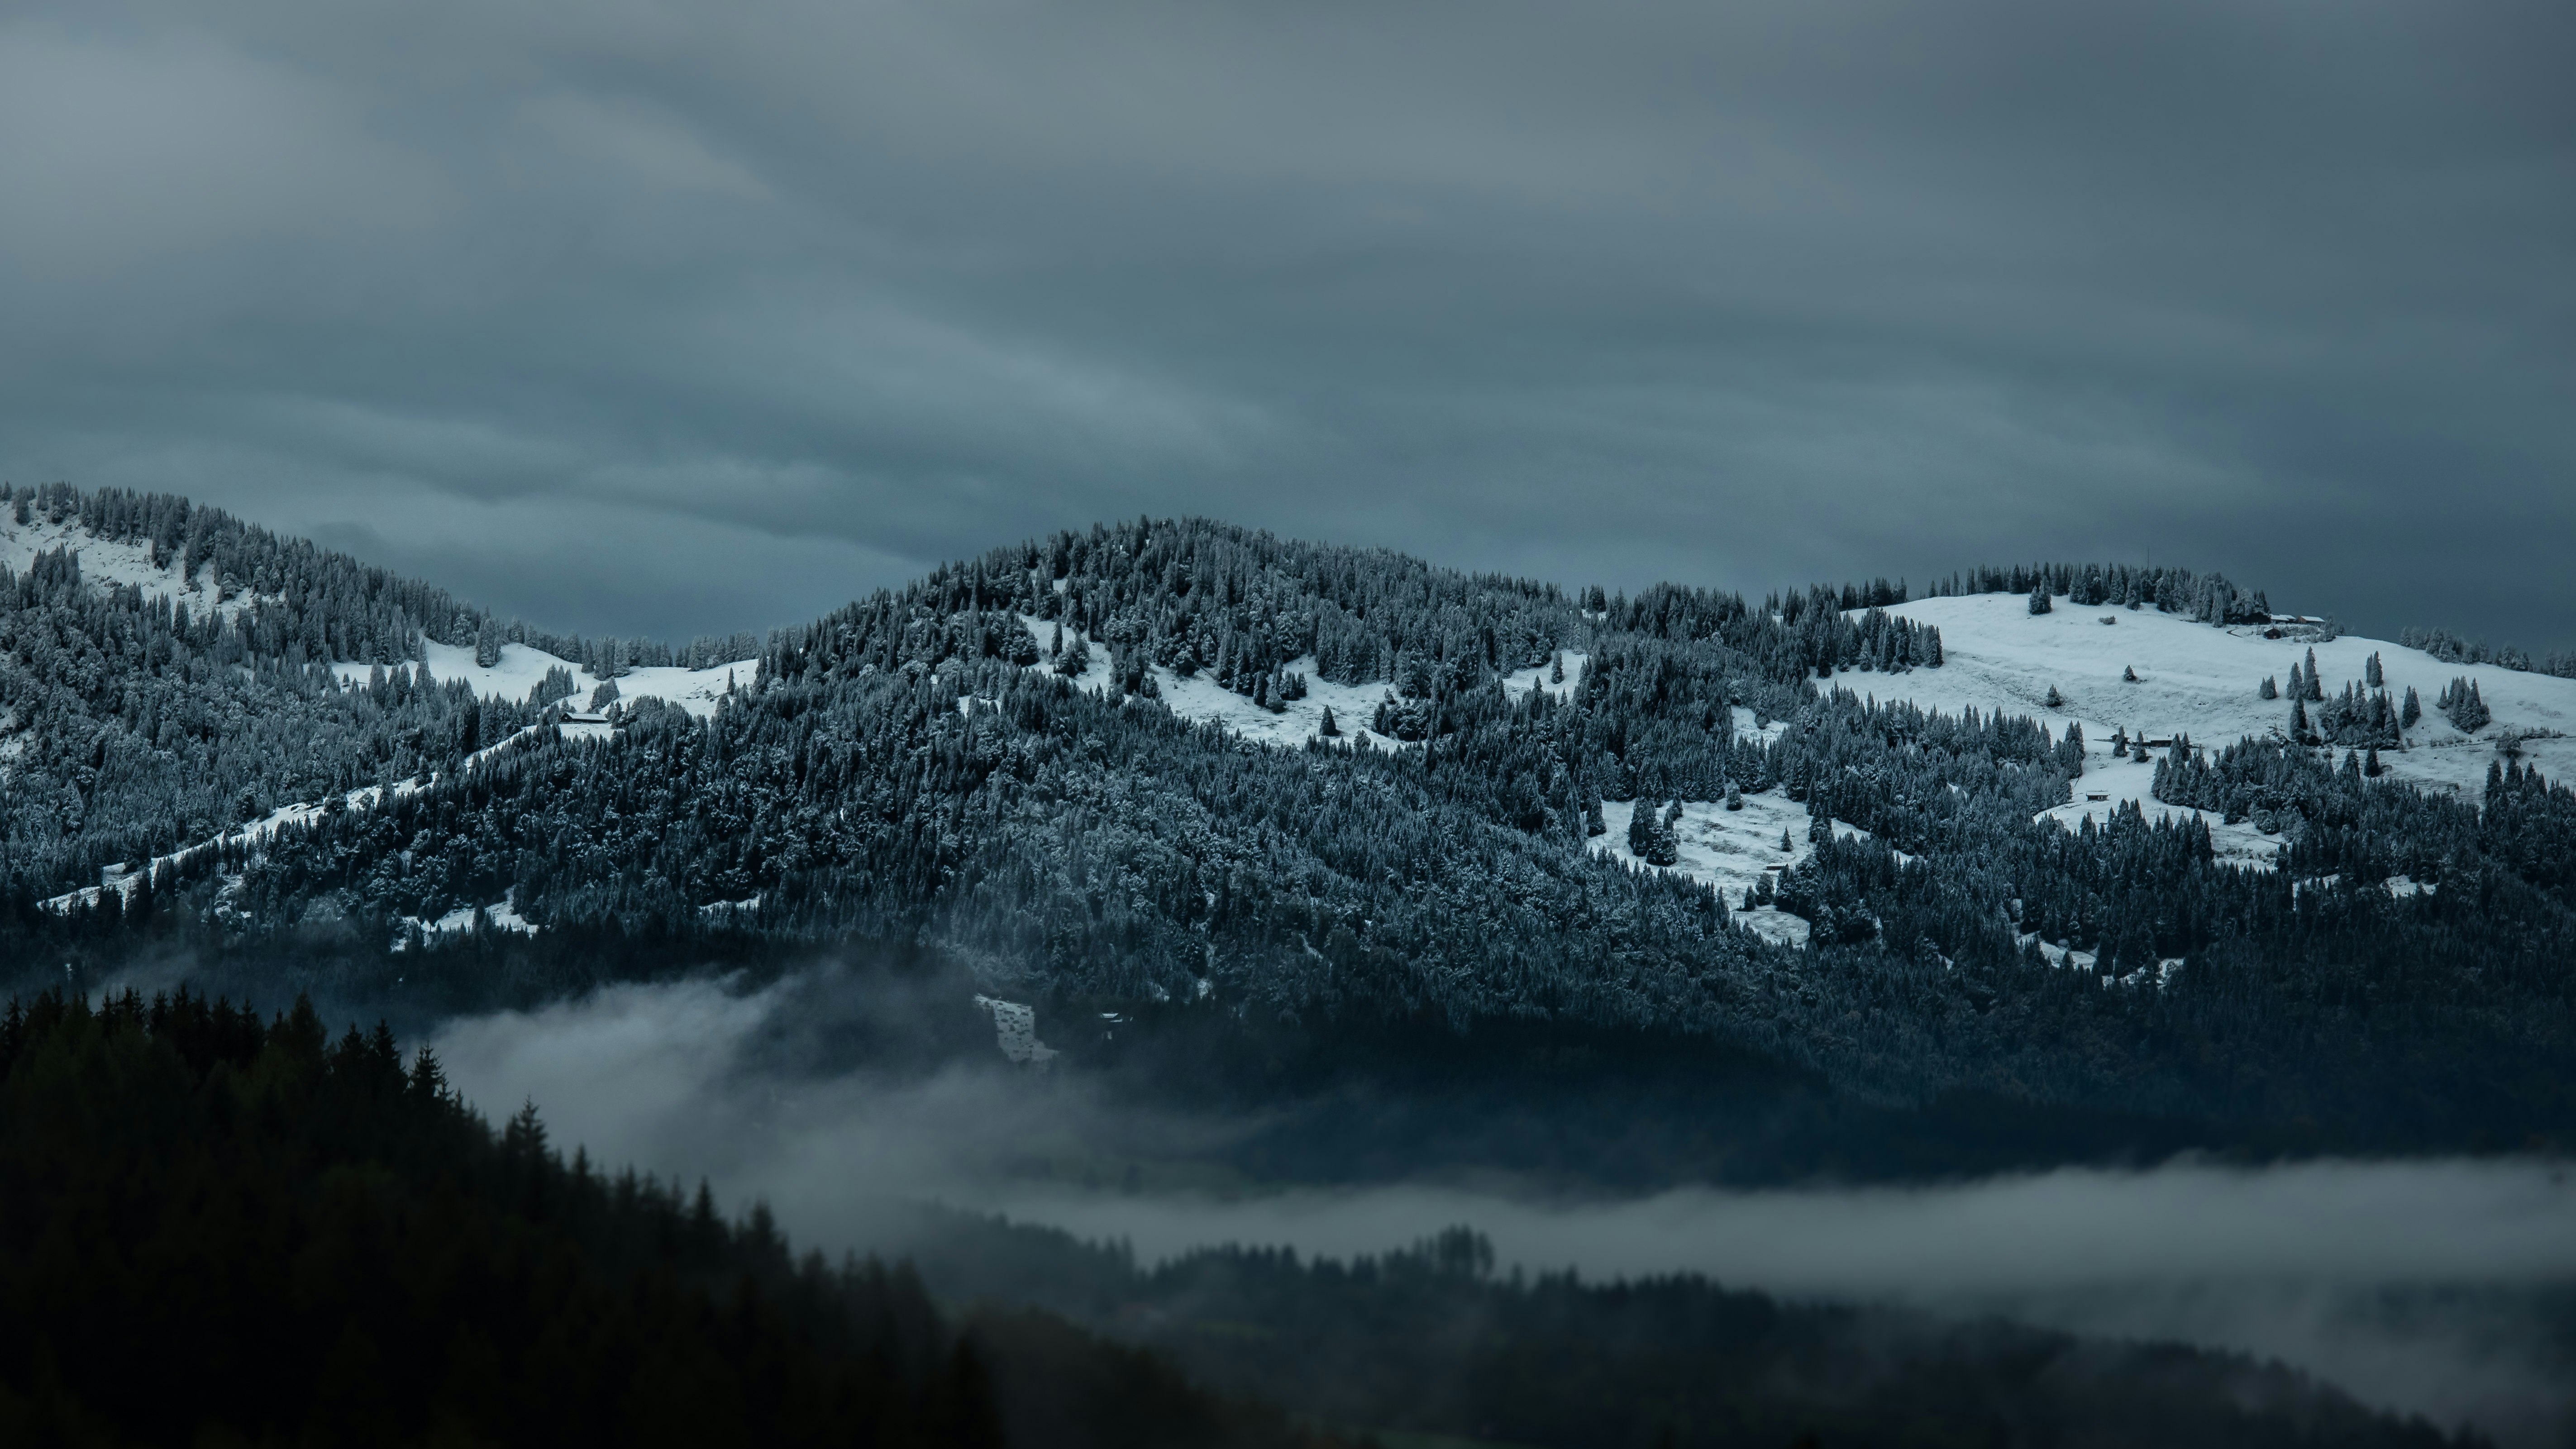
431, 971, 2576, 1443
4, 1, 2570, 645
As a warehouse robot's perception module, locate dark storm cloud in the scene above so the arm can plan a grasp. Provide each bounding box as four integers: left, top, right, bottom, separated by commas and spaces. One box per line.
2, 0, 2569, 644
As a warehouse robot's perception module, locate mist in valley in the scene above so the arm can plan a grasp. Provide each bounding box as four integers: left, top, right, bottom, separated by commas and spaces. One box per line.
431, 969, 2576, 1445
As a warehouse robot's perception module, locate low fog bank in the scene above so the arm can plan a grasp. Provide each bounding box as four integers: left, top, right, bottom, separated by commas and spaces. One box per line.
997, 1168, 2576, 1444
431, 970, 2576, 1444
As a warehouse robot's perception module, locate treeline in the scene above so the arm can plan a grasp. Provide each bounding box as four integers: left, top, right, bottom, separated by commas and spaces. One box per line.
2401, 623, 2576, 680
0, 987, 1346, 1449
2, 481, 759, 673
878, 1208, 2476, 1449
1924, 559, 2277, 623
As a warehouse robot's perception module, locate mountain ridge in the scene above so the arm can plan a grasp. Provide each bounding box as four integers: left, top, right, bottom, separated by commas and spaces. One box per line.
4, 485, 2574, 1160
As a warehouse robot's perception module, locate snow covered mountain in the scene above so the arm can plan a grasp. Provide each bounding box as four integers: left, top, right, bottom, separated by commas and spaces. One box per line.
9, 485, 2576, 1155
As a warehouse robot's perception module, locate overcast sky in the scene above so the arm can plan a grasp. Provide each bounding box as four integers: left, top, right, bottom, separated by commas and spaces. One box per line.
3, 0, 2568, 648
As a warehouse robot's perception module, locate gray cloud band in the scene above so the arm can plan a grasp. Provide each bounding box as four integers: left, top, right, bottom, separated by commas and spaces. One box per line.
2, 0, 2569, 645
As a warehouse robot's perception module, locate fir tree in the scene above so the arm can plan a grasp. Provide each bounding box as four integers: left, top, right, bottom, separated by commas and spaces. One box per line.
2258, 675, 2278, 700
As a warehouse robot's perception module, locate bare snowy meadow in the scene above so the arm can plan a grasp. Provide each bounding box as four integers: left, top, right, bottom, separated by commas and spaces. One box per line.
433, 972, 2576, 1445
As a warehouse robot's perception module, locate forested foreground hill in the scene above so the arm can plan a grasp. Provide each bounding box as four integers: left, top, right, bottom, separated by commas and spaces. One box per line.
0, 988, 1350, 1449
4, 483, 2576, 1151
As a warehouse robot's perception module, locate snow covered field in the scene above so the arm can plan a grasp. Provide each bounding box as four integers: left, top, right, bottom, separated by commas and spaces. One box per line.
1844, 593, 2576, 826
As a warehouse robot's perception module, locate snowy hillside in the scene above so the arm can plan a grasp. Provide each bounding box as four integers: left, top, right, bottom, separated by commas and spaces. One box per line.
3, 513, 747, 722
1592, 794, 1881, 947
1843, 593, 2576, 840
1013, 613, 1587, 752
1, 514, 270, 621
330, 640, 742, 720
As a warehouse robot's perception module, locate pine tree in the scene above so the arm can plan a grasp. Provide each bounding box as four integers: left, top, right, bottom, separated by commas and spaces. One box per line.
2442, 677, 2490, 732
2402, 685, 2422, 729
1318, 704, 1340, 737
2259, 675, 2278, 700
2304, 648, 2323, 700
1550, 652, 1565, 684
2123, 665, 2138, 682
1643, 803, 1680, 866
2028, 589, 2053, 616
2366, 651, 2384, 688
2044, 684, 2065, 708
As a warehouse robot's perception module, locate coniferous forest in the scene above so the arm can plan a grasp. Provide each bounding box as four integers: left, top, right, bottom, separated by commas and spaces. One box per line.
3, 484, 2572, 1443
0, 987, 1344, 1448
5, 484, 2571, 1154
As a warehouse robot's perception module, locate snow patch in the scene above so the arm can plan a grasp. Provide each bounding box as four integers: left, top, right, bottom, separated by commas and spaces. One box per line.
393, 896, 540, 949
1738, 906, 1813, 949
1011, 615, 1576, 756
973, 995, 1059, 1067
2019, 933, 2099, 972
1592, 793, 1887, 947
331, 640, 742, 720
0, 515, 273, 621
1848, 593, 2576, 801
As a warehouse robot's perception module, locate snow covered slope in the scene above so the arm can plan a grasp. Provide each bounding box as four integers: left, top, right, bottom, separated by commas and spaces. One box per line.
1, 514, 271, 620
1591, 794, 1881, 947
1844, 592, 2576, 822
330, 641, 742, 720
3, 514, 749, 721
1012, 614, 1587, 753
